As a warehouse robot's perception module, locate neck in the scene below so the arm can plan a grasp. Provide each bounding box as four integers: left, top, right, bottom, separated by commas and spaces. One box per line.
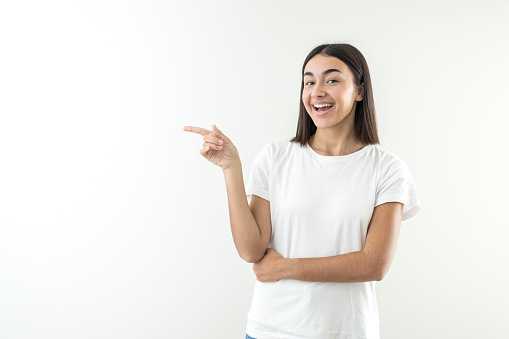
309, 129, 365, 157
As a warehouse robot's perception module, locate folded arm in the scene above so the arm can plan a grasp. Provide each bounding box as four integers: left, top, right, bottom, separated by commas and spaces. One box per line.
253, 202, 403, 282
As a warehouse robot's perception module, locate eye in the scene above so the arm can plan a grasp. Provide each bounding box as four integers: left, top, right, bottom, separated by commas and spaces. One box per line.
305, 81, 314, 86
327, 79, 339, 84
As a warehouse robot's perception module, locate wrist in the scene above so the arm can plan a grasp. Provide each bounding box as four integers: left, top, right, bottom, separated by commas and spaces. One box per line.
222, 159, 241, 173
281, 258, 299, 280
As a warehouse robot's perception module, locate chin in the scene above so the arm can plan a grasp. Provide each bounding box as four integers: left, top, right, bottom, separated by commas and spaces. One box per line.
311, 117, 335, 128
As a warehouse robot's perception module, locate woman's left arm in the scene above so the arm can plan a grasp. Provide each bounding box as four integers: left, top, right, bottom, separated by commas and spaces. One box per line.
253, 202, 403, 283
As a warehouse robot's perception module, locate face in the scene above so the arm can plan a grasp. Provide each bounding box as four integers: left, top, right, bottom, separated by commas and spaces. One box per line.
302, 54, 363, 130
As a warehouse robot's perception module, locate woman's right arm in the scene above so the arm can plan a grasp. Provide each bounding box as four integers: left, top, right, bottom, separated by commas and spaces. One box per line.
183, 124, 271, 263
223, 161, 271, 263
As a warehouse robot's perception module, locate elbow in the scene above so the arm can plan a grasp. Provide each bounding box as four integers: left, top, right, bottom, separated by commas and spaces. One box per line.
240, 250, 265, 264
371, 261, 390, 281
242, 254, 263, 264
373, 269, 386, 282
363, 249, 393, 281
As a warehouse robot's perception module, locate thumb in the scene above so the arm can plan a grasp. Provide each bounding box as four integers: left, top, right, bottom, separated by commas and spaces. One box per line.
212, 124, 227, 139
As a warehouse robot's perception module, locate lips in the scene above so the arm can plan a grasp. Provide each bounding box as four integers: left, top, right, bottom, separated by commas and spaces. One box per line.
312, 103, 334, 116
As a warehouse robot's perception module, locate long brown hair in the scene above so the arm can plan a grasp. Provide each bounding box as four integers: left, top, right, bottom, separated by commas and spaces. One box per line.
290, 43, 380, 146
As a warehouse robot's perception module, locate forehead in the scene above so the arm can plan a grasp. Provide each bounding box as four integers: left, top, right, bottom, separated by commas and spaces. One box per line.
303, 54, 351, 77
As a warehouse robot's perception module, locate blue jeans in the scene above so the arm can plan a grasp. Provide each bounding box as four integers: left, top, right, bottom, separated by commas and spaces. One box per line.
246, 334, 256, 339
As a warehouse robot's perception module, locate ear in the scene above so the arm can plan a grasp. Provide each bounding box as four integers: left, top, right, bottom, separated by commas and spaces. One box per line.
356, 83, 364, 101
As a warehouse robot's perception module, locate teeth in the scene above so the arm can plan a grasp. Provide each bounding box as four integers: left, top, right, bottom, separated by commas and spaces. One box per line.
313, 104, 333, 108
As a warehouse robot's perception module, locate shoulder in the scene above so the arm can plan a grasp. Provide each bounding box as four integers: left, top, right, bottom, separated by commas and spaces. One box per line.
367, 145, 414, 182
366, 144, 409, 167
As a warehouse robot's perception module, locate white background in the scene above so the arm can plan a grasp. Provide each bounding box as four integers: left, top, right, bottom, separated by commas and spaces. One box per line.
1, 0, 508, 338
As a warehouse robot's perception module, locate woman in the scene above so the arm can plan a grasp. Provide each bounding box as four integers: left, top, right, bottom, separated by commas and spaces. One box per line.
183, 43, 420, 339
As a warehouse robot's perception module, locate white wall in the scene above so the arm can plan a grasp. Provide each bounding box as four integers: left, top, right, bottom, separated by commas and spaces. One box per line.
1, 0, 508, 338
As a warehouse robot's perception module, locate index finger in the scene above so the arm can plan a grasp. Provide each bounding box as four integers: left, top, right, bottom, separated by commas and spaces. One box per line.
182, 126, 212, 136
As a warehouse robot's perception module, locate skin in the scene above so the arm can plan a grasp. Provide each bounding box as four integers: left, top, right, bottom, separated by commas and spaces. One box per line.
181, 124, 239, 171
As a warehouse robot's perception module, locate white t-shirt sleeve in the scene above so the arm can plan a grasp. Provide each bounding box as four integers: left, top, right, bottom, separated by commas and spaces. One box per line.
245, 143, 271, 205
375, 154, 421, 221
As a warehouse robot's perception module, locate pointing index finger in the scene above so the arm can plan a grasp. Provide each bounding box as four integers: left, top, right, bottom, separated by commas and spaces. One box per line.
182, 126, 212, 136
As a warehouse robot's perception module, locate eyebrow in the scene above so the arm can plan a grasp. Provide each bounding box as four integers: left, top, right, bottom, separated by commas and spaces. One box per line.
303, 69, 343, 76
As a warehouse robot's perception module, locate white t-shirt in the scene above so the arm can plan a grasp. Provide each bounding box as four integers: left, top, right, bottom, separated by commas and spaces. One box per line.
245, 138, 421, 339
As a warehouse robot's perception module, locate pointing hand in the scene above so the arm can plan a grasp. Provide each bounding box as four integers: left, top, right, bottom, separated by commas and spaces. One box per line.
183, 124, 240, 171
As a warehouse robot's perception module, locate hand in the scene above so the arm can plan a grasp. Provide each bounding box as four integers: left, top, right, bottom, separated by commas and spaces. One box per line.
253, 248, 287, 282
183, 124, 240, 171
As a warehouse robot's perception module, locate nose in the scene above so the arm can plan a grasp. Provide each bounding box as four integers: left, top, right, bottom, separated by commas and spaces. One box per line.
311, 83, 325, 97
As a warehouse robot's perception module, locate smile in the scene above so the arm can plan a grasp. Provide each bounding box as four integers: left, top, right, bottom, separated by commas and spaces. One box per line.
312, 103, 334, 115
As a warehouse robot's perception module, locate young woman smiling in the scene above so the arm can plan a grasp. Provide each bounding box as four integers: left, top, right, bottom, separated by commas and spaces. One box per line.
184, 43, 420, 339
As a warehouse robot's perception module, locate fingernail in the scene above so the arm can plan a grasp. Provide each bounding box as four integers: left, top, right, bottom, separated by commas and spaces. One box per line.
218, 139, 223, 145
